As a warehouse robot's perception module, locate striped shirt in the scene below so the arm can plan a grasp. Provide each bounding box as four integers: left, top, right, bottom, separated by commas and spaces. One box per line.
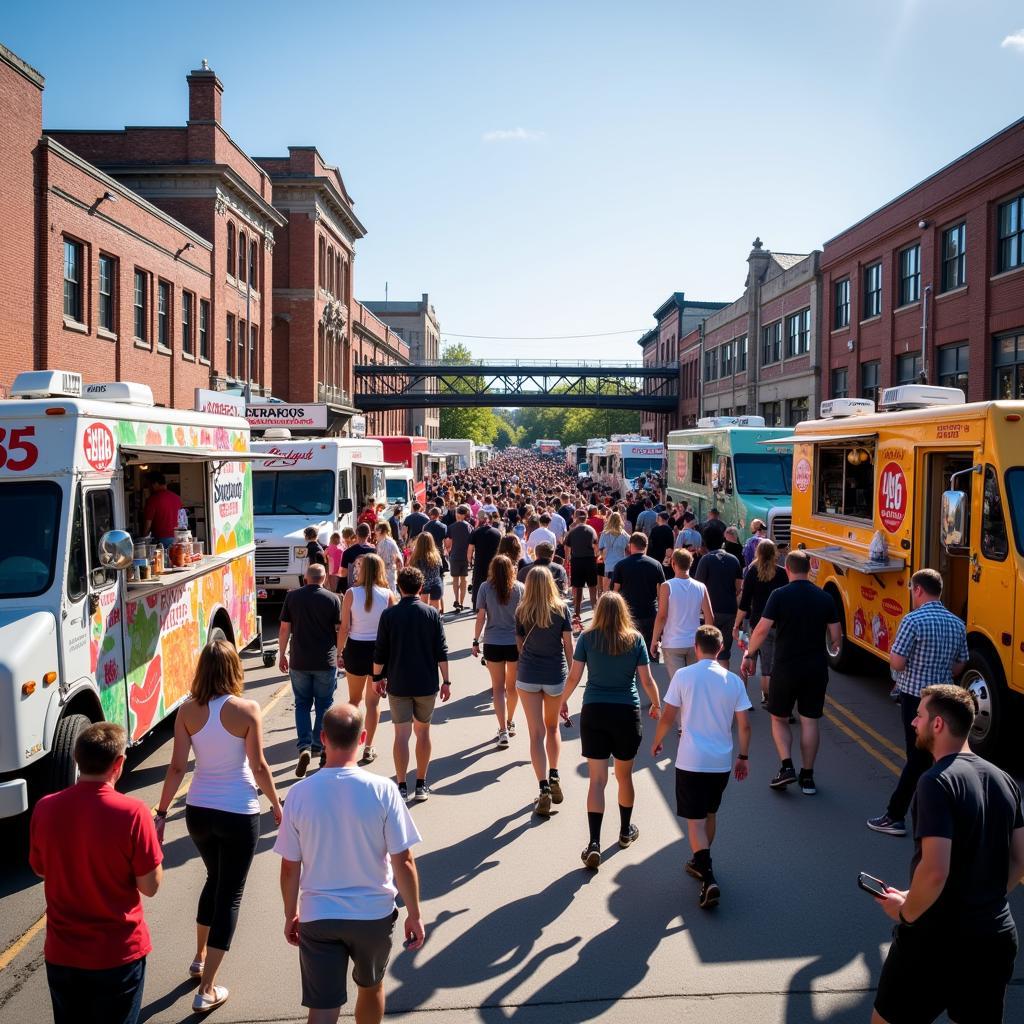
891, 600, 968, 697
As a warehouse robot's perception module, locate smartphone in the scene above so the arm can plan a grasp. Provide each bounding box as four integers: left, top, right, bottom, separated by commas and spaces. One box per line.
857, 872, 887, 898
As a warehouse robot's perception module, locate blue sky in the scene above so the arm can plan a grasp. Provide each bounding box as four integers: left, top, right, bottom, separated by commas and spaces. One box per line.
6, 1, 1024, 361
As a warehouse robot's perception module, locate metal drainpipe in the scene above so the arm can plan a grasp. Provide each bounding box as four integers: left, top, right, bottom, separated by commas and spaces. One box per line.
698, 320, 705, 420
919, 283, 932, 384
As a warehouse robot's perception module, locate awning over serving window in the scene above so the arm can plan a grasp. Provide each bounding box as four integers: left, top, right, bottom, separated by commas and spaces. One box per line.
758, 433, 877, 445
667, 443, 714, 451
119, 445, 279, 464
353, 460, 403, 469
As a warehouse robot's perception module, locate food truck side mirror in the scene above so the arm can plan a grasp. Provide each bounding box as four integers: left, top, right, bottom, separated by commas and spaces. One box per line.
711, 463, 721, 490
338, 497, 354, 516
98, 530, 136, 571
940, 491, 967, 549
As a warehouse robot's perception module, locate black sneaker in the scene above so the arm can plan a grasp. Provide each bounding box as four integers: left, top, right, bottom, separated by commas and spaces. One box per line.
770, 764, 797, 789
867, 814, 907, 836
414, 782, 431, 801
581, 842, 601, 870
398, 781, 408, 801
799, 771, 816, 796
684, 859, 703, 880
295, 749, 311, 778
698, 878, 721, 909
317, 750, 326, 770
618, 824, 640, 849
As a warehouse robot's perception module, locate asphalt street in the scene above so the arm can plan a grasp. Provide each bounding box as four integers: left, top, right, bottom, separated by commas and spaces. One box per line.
1, 588, 1022, 1024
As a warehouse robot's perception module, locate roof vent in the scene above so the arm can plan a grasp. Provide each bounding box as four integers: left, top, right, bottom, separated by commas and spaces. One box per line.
878, 385, 965, 411
83, 382, 154, 406
262, 428, 292, 440
10, 370, 83, 399
820, 398, 876, 419
697, 416, 737, 428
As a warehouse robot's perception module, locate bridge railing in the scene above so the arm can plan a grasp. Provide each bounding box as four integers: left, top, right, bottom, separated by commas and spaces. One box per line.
384, 358, 673, 369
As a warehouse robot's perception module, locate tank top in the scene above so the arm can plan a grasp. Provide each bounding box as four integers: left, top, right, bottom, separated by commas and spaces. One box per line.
662, 576, 708, 648
348, 585, 390, 641
186, 695, 260, 815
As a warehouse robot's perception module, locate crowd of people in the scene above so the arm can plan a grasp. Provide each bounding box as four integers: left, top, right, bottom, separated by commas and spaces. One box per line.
27, 447, 1024, 1024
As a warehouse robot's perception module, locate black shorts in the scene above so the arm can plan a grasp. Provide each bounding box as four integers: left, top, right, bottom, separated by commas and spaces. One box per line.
675, 768, 730, 820
570, 556, 598, 588
580, 703, 642, 761
483, 643, 518, 663
343, 639, 376, 677
767, 666, 827, 719
874, 922, 1018, 1024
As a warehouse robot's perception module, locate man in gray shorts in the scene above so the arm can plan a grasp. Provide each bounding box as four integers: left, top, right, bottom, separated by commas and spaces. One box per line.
275, 704, 424, 1024
445, 505, 473, 612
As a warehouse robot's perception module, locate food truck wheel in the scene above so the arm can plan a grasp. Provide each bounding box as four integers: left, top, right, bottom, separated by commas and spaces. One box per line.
263, 651, 276, 668
48, 713, 91, 795
961, 648, 1006, 760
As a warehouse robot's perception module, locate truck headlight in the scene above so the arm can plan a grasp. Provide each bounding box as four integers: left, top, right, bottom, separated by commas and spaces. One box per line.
294, 546, 307, 559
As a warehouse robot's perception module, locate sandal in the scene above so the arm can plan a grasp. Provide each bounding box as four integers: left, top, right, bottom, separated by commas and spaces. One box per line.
193, 985, 229, 1013
188, 958, 204, 979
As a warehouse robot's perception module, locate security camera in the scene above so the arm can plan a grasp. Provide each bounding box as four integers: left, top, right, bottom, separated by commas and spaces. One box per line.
918, 220, 928, 229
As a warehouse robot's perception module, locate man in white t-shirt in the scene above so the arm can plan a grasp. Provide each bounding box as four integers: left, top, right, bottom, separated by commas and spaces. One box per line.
651, 625, 751, 910
526, 513, 558, 562
275, 704, 423, 1023
651, 548, 715, 678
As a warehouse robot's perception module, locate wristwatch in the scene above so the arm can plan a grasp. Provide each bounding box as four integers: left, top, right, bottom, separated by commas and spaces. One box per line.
737, 754, 749, 761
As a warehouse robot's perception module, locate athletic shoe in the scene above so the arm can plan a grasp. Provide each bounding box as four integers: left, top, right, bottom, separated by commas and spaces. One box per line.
295, 749, 311, 778
799, 770, 816, 795
548, 777, 564, 804
581, 842, 601, 870
618, 824, 640, 849
361, 745, 377, 764
770, 764, 797, 789
192, 985, 229, 1012
508, 720, 517, 737
414, 782, 431, 801
534, 789, 552, 817
698, 878, 721, 909
684, 859, 702, 880
867, 814, 907, 836
398, 781, 408, 802
497, 730, 510, 749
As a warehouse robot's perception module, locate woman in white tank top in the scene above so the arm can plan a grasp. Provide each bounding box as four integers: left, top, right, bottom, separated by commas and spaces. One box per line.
155, 640, 281, 1013
340, 553, 395, 765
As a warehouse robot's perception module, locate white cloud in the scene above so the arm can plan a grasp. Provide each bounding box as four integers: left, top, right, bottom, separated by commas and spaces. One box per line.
1001, 29, 1024, 52
482, 127, 545, 143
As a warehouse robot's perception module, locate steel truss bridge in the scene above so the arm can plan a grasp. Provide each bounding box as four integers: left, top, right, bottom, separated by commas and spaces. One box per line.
354, 359, 679, 410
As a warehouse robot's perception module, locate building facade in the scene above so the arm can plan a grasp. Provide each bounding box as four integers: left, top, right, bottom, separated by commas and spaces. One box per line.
350, 301, 410, 436
821, 119, 1024, 405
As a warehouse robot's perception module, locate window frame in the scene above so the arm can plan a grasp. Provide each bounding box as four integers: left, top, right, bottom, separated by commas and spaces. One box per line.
736, 334, 747, 372
199, 299, 210, 362
133, 269, 148, 344
831, 366, 849, 398
226, 314, 236, 377
86, 488, 118, 590
833, 278, 850, 329
63, 237, 84, 324
863, 262, 882, 319
941, 221, 967, 292
98, 253, 116, 334
249, 240, 258, 290
937, 342, 968, 392
813, 439, 877, 522
861, 360, 880, 405
997, 193, 1024, 274
226, 223, 236, 279
157, 280, 171, 351
896, 352, 922, 385
181, 290, 194, 356
761, 321, 782, 365
898, 244, 921, 306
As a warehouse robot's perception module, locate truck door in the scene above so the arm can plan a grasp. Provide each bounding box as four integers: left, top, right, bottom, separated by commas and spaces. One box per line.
919, 451, 973, 618
970, 464, 1014, 639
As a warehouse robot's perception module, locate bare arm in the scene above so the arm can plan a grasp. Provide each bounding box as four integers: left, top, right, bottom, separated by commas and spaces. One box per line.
651, 700, 681, 755
244, 701, 282, 821
951, 659, 966, 678
827, 621, 842, 655
890, 652, 908, 672
390, 848, 425, 949
136, 864, 162, 898
561, 656, 586, 709
339, 589, 353, 648
280, 858, 302, 946
156, 706, 192, 824
562, 630, 574, 664
278, 622, 291, 672
636, 663, 661, 716
650, 582, 669, 653
895, 837, 952, 923
702, 589, 715, 625
473, 605, 486, 651
746, 616, 772, 656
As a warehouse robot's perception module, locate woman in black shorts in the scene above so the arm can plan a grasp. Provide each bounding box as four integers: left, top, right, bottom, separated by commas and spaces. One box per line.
472, 555, 525, 748
561, 592, 662, 869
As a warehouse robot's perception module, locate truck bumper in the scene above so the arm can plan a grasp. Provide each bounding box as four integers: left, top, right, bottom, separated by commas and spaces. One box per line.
0, 778, 28, 818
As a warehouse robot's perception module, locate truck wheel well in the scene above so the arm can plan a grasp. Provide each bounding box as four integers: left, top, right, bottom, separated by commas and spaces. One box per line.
62, 687, 104, 725
966, 632, 1007, 685
209, 609, 235, 648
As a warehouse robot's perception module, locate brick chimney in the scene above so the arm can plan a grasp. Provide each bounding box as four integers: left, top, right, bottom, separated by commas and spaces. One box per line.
187, 60, 223, 123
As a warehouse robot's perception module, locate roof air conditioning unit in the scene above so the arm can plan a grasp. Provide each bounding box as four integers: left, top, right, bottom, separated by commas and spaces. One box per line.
734, 415, 766, 427
820, 397, 875, 419
83, 382, 155, 406
262, 428, 293, 440
878, 385, 965, 411
10, 370, 83, 399
697, 416, 738, 428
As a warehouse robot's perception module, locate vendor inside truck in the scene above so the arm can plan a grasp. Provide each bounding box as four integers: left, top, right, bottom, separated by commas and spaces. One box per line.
142, 471, 183, 548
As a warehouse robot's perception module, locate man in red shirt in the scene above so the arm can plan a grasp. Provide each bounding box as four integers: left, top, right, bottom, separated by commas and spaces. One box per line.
142, 471, 183, 546
30, 722, 162, 1024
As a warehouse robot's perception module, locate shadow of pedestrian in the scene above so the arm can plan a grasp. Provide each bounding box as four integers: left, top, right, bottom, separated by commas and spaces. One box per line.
137, 979, 196, 1023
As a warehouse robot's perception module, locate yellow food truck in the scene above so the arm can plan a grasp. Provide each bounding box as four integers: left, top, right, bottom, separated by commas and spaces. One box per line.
780, 385, 1024, 759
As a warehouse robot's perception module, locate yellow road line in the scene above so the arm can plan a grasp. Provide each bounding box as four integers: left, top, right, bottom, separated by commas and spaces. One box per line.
824, 695, 905, 759
0, 678, 291, 974
823, 709, 901, 776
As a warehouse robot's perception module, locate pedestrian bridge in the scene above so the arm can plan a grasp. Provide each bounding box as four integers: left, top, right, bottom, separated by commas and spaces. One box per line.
354, 359, 679, 410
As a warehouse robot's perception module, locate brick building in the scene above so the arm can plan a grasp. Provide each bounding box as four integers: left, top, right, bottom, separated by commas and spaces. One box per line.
821, 119, 1024, 405
350, 301, 409, 436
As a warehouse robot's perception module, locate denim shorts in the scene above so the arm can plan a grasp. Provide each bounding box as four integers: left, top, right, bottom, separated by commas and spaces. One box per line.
516, 679, 566, 696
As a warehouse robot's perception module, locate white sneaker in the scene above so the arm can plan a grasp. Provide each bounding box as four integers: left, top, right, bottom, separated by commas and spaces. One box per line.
193, 985, 229, 1013
497, 730, 510, 748
508, 720, 517, 737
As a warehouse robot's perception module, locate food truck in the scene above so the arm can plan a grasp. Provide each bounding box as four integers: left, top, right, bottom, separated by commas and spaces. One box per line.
430, 437, 474, 471
0, 371, 262, 817
597, 438, 665, 496
533, 439, 562, 455
370, 436, 430, 505
251, 433, 389, 598
666, 416, 794, 544
565, 444, 588, 476
783, 385, 1024, 758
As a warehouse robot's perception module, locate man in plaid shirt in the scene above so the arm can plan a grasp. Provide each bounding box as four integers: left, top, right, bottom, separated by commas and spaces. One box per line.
867, 569, 968, 836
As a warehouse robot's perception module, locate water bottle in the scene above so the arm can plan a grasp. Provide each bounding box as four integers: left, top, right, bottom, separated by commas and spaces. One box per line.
738, 630, 748, 652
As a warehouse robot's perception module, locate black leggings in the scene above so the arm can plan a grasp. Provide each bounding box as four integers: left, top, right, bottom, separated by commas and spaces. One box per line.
185, 804, 260, 951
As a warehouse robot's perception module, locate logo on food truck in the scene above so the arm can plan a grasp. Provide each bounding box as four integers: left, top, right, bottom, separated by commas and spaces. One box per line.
262, 447, 315, 468
878, 462, 908, 533
882, 598, 903, 617
795, 457, 811, 494
83, 422, 115, 471
0, 425, 39, 471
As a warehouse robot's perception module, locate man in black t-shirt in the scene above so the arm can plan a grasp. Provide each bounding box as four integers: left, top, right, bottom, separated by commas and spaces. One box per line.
612, 532, 666, 652
402, 502, 429, 544
742, 550, 840, 794
446, 505, 473, 612
467, 519, 502, 610
303, 526, 328, 571
647, 511, 675, 567
338, 522, 376, 594
564, 509, 598, 619
694, 529, 742, 666
873, 684, 1024, 1024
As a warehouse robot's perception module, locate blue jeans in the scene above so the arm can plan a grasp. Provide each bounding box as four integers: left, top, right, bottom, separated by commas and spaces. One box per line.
46, 956, 146, 1024
290, 668, 338, 752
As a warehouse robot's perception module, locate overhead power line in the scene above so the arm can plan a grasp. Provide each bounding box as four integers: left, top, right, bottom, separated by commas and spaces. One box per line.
440, 328, 650, 341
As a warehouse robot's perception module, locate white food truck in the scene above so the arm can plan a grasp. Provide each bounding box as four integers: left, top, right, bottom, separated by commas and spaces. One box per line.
429, 437, 474, 471
251, 432, 389, 598
0, 371, 263, 817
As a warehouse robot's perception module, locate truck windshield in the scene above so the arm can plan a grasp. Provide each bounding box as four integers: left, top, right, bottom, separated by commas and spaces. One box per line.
253, 471, 335, 516
1004, 468, 1024, 554
386, 478, 409, 504
624, 457, 663, 478
0, 481, 62, 598
733, 453, 794, 495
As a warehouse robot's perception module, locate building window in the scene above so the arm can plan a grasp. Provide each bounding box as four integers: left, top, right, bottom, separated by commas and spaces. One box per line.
98, 254, 116, 333
761, 321, 782, 364
704, 349, 717, 382
994, 332, 1024, 400
63, 239, 84, 322
237, 320, 247, 381
831, 367, 849, 398
237, 231, 247, 283
199, 299, 210, 361
318, 238, 326, 289
862, 360, 880, 405
787, 397, 809, 425
249, 241, 258, 290
182, 291, 194, 355
937, 342, 968, 393
736, 335, 747, 372
941, 222, 966, 291
834, 278, 850, 329
250, 325, 258, 382
226, 315, 235, 377
786, 308, 811, 357
227, 223, 235, 277
863, 262, 882, 319
760, 401, 781, 426
720, 340, 733, 378
327, 246, 335, 295
997, 193, 1024, 274
133, 270, 148, 342
157, 281, 170, 349
899, 245, 920, 306
896, 352, 922, 385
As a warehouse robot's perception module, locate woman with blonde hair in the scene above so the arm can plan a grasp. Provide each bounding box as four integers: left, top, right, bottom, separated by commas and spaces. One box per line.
515, 566, 574, 816
597, 511, 629, 593
340, 553, 395, 763
155, 640, 281, 1013
409, 531, 443, 609
562, 592, 661, 868
734, 538, 788, 707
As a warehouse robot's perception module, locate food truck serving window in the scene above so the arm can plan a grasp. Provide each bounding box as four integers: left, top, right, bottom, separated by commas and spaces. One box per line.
254, 471, 335, 516
386, 477, 409, 504
0, 481, 62, 598
815, 440, 876, 521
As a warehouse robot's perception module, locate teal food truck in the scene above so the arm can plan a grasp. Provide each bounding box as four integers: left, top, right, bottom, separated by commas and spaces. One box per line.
666, 417, 793, 545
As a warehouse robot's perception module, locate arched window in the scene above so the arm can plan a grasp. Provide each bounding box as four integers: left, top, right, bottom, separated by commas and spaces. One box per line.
226, 223, 235, 277
338, 258, 346, 303
249, 240, 257, 290
327, 246, 335, 296
237, 231, 247, 282
318, 238, 326, 289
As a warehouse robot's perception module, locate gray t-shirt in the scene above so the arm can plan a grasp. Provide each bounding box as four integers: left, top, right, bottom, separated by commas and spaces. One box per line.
516, 603, 573, 685
478, 580, 524, 644
447, 520, 472, 560
565, 523, 598, 558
